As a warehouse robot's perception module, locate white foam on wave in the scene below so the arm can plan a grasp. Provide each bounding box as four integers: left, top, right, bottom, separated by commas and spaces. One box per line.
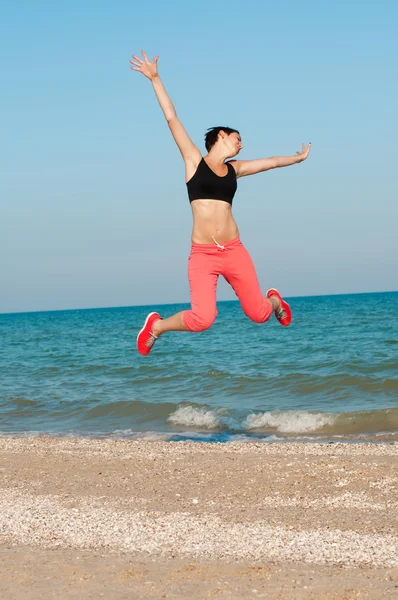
168, 406, 220, 429
244, 411, 336, 433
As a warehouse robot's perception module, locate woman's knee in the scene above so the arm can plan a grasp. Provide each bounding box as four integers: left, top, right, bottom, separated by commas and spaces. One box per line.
243, 300, 273, 324
183, 309, 217, 332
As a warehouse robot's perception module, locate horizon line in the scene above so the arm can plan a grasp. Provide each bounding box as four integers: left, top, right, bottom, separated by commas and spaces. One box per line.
1, 290, 397, 317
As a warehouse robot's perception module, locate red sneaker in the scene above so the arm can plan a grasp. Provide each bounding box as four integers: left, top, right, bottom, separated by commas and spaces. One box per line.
266, 289, 292, 326
137, 312, 161, 356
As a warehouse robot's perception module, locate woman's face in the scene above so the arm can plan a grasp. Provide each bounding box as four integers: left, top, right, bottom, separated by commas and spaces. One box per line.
225, 131, 243, 157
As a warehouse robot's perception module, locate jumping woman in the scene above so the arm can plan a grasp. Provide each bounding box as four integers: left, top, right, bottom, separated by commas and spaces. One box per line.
130, 51, 311, 356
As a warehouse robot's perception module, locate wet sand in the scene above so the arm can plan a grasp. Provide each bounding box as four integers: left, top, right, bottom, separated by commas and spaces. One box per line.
1, 437, 397, 599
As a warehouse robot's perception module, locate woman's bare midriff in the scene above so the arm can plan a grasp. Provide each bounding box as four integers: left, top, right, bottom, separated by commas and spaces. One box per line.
190, 199, 239, 244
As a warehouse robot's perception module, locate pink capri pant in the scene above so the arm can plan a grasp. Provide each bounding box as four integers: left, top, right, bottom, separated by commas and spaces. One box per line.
182, 236, 273, 332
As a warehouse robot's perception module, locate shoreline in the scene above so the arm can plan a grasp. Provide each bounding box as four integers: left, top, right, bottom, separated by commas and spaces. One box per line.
1, 437, 397, 598
1, 430, 398, 444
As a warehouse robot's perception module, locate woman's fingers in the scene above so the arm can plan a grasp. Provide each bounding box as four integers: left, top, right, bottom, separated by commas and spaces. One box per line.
296, 144, 310, 156
130, 51, 158, 80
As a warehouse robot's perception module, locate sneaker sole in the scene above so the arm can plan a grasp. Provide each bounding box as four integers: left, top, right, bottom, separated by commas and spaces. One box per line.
136, 312, 159, 347
266, 288, 281, 299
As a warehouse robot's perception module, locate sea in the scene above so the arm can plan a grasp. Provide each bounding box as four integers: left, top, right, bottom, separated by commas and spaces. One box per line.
0, 292, 397, 443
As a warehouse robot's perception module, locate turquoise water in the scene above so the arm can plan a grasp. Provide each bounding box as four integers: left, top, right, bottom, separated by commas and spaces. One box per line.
0, 292, 397, 441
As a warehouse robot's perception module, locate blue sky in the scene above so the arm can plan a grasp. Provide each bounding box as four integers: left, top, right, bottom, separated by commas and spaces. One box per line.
1, 0, 397, 313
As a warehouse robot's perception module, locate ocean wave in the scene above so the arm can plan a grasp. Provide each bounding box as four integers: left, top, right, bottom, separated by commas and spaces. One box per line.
167, 406, 221, 429
3, 398, 397, 437
243, 408, 398, 435
244, 411, 336, 433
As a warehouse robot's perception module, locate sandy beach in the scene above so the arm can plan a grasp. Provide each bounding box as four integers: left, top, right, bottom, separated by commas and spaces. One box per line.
1, 437, 397, 599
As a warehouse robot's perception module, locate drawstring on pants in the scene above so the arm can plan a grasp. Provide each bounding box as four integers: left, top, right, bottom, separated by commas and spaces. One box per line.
212, 236, 225, 251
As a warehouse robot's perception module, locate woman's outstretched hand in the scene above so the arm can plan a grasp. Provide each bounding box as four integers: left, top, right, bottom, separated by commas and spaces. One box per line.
129, 50, 159, 80
296, 143, 312, 162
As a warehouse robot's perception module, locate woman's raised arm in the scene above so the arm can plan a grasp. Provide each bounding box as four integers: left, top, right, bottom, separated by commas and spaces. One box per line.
232, 144, 312, 177
130, 51, 201, 167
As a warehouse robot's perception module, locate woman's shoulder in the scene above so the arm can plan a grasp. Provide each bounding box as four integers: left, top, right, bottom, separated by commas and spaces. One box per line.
226, 160, 238, 174
185, 156, 204, 184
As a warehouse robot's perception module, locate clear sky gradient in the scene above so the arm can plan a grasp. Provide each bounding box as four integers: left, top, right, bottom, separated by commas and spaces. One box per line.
1, 0, 397, 313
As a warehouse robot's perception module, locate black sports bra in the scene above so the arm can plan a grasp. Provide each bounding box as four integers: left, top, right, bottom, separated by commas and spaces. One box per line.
187, 158, 237, 205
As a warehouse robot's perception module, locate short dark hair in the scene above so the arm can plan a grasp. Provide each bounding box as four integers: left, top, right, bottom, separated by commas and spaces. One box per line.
205, 126, 240, 152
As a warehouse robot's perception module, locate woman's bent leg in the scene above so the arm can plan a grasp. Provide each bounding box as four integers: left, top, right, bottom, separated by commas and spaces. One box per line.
223, 242, 274, 323
153, 250, 219, 336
